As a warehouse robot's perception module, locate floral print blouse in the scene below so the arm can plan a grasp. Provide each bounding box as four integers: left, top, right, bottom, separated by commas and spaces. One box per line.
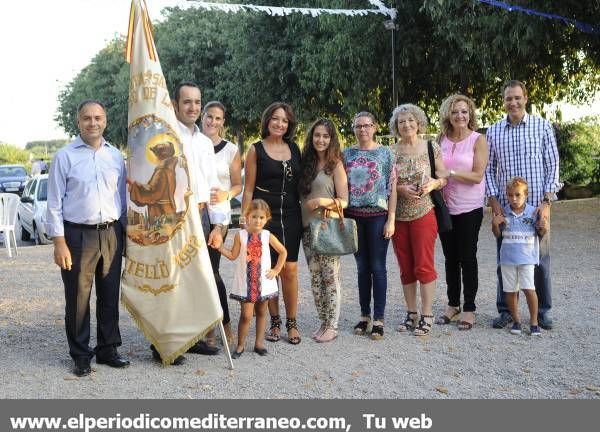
394, 142, 440, 221
343, 145, 396, 217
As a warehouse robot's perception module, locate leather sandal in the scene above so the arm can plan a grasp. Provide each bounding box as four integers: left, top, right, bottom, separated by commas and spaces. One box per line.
265, 315, 281, 342
397, 311, 418, 332
457, 312, 475, 331
413, 315, 434, 336
370, 321, 384, 340
285, 318, 301, 345
458, 321, 474, 330
434, 307, 461, 325
316, 327, 337, 343
354, 316, 371, 335
312, 323, 327, 340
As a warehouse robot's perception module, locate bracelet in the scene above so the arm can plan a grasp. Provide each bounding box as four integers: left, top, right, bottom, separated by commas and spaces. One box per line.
226, 191, 231, 201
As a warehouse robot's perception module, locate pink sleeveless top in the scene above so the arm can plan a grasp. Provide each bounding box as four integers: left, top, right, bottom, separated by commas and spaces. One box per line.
441, 131, 485, 215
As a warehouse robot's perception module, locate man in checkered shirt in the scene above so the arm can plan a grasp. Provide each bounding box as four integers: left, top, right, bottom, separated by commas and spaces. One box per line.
485, 80, 562, 331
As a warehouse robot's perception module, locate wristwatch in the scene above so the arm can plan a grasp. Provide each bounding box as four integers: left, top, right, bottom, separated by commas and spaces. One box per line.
449, 170, 456, 178
542, 196, 552, 206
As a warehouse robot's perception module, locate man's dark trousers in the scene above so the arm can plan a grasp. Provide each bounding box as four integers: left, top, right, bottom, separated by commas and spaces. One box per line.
61, 222, 123, 360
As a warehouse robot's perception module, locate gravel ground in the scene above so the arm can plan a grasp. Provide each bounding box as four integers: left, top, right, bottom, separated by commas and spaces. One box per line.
1, 198, 599, 399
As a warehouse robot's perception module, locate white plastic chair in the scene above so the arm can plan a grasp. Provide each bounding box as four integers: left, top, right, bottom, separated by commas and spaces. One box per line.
0, 193, 20, 257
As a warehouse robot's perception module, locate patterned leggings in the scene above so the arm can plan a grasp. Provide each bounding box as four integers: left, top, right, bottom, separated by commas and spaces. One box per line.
302, 231, 342, 329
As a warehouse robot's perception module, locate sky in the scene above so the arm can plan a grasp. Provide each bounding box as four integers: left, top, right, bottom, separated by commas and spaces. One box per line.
0, 0, 183, 148
1, 0, 598, 148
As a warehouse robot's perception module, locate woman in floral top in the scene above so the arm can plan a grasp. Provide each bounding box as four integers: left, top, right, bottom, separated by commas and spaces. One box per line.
390, 104, 448, 336
343, 112, 397, 340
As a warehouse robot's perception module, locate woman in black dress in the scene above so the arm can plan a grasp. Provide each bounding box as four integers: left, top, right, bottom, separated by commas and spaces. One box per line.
241, 102, 302, 344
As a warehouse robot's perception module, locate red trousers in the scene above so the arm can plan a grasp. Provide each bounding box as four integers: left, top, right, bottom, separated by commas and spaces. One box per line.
392, 209, 438, 285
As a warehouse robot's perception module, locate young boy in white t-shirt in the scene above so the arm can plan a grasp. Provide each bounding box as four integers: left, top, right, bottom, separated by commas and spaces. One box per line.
492, 177, 548, 336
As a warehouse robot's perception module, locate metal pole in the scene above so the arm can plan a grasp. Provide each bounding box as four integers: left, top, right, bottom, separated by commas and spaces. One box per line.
391, 28, 397, 107
218, 321, 234, 370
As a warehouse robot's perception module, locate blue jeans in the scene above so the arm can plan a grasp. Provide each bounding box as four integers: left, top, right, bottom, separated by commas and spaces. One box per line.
351, 214, 390, 321
496, 232, 552, 317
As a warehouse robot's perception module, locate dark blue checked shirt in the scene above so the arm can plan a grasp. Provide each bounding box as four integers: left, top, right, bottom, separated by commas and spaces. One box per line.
485, 113, 562, 208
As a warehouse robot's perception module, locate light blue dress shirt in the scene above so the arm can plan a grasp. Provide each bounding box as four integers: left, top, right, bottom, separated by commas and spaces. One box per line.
45, 136, 127, 237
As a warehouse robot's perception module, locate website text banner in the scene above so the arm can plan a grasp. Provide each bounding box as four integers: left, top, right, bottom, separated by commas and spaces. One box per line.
3, 400, 597, 432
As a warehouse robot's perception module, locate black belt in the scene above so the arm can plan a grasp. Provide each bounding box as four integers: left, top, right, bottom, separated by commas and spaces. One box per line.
64, 220, 116, 230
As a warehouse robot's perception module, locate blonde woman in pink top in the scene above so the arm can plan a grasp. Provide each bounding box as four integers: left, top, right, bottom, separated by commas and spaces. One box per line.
435, 94, 488, 330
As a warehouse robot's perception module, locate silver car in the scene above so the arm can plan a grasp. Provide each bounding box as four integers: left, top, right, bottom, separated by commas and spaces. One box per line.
18, 174, 52, 245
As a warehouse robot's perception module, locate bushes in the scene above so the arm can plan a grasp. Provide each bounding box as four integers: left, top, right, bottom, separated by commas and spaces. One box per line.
554, 116, 600, 186
0, 144, 30, 167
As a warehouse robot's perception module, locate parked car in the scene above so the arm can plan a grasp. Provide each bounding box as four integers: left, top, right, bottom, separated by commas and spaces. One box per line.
0, 164, 29, 195
18, 174, 52, 245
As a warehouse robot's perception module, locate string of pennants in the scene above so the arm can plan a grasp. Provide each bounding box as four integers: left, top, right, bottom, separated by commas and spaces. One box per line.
181, 0, 598, 35
476, 0, 600, 35
182, 0, 396, 19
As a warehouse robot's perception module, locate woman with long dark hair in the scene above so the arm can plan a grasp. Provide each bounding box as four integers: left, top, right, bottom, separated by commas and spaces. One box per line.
299, 119, 348, 343
241, 102, 303, 345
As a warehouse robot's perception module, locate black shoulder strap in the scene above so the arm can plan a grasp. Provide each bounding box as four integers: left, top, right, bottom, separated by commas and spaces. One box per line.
213, 139, 227, 154
426, 140, 437, 179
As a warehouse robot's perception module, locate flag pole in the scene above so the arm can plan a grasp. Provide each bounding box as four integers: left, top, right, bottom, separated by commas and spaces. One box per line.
217, 322, 234, 370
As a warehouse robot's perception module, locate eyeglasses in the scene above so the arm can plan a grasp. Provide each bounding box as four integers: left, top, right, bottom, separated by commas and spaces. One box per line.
354, 124, 374, 130
282, 160, 293, 181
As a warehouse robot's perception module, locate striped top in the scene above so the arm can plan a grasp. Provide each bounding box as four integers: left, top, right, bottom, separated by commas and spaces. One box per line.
485, 113, 562, 207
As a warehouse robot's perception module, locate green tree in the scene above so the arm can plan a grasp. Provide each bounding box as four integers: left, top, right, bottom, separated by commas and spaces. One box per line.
25, 139, 69, 160
555, 116, 600, 185
416, 0, 600, 121
55, 0, 600, 147
0, 144, 29, 166
56, 38, 129, 147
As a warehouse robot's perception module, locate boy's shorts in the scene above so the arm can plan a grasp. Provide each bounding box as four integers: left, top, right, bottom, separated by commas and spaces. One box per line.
501, 264, 535, 293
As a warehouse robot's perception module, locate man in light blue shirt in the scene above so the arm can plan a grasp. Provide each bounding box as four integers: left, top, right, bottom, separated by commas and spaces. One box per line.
46, 100, 129, 377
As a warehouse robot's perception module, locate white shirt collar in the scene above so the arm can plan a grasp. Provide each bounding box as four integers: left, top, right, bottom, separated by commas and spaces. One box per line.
177, 120, 201, 136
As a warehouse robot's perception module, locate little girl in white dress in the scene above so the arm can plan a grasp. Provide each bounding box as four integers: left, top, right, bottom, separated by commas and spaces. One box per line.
218, 199, 287, 358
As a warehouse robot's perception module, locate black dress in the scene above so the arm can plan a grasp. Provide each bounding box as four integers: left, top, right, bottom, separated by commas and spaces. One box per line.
252, 140, 302, 262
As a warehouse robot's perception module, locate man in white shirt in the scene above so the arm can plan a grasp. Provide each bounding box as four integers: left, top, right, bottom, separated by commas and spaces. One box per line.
174, 82, 225, 357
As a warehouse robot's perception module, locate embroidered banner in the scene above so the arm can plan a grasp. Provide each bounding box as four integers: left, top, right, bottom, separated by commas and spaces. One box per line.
121, 0, 222, 365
